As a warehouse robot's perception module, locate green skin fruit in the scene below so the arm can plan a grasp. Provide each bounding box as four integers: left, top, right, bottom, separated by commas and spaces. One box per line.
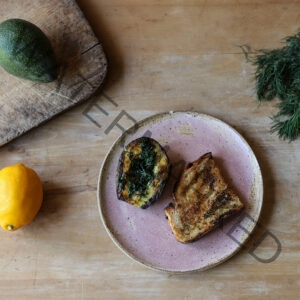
0, 18, 57, 82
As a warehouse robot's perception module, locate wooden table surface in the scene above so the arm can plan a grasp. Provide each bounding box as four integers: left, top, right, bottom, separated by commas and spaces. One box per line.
1, 0, 299, 299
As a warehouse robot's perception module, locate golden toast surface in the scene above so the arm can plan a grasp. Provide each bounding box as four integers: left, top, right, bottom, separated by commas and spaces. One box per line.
165, 152, 244, 243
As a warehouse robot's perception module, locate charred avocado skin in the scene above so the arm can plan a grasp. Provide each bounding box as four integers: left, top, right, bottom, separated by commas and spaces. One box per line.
117, 137, 170, 208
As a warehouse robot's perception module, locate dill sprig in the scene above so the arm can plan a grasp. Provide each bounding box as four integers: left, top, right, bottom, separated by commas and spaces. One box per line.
271, 95, 300, 141
241, 30, 300, 141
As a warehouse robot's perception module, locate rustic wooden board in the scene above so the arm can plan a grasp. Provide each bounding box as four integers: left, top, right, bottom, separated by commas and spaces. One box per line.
0, 0, 107, 146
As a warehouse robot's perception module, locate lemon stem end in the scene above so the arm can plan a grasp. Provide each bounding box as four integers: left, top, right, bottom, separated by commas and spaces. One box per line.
7, 225, 14, 231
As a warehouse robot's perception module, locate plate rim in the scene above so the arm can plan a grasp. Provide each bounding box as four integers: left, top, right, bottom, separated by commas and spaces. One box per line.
97, 111, 264, 273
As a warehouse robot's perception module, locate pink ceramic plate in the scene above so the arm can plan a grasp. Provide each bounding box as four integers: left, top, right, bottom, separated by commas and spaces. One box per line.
97, 111, 263, 273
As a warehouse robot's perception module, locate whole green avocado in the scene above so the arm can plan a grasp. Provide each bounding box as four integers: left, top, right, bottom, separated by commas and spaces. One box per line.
0, 18, 57, 82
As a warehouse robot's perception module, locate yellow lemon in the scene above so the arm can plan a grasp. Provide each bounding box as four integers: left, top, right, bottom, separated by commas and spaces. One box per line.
0, 163, 43, 231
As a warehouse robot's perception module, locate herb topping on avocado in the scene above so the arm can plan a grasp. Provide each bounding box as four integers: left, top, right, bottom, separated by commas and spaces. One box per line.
121, 137, 156, 197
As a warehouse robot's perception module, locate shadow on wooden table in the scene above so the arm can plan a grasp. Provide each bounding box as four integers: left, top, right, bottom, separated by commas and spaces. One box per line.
77, 1, 125, 94
33, 183, 76, 232
235, 129, 276, 236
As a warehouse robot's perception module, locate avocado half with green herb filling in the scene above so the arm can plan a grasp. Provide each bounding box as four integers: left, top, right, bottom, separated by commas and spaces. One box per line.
117, 137, 170, 209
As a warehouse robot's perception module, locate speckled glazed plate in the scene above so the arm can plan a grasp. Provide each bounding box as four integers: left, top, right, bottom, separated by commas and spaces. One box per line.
97, 111, 263, 273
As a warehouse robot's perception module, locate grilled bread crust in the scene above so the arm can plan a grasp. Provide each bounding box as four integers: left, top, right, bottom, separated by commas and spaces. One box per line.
165, 152, 244, 243
117, 137, 170, 209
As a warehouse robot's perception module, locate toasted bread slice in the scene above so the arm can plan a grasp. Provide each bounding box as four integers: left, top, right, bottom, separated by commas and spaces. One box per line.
165, 152, 244, 243
117, 137, 170, 209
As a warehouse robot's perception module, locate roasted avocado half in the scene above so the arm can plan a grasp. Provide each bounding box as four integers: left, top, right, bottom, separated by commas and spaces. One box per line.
117, 137, 170, 208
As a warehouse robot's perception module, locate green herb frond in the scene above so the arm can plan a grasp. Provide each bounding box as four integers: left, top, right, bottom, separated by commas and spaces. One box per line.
271, 107, 300, 141
241, 29, 300, 141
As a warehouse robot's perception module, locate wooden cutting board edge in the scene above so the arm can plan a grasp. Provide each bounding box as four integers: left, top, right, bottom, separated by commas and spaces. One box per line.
0, 0, 108, 147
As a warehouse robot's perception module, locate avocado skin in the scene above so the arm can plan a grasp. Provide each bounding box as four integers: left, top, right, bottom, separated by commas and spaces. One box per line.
0, 18, 57, 82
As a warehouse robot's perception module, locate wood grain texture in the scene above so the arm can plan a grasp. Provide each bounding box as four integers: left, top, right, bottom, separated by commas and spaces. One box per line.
0, 0, 299, 299
0, 0, 107, 146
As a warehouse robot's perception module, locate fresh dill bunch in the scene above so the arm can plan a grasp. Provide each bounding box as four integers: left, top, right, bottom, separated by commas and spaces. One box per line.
241, 30, 300, 141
